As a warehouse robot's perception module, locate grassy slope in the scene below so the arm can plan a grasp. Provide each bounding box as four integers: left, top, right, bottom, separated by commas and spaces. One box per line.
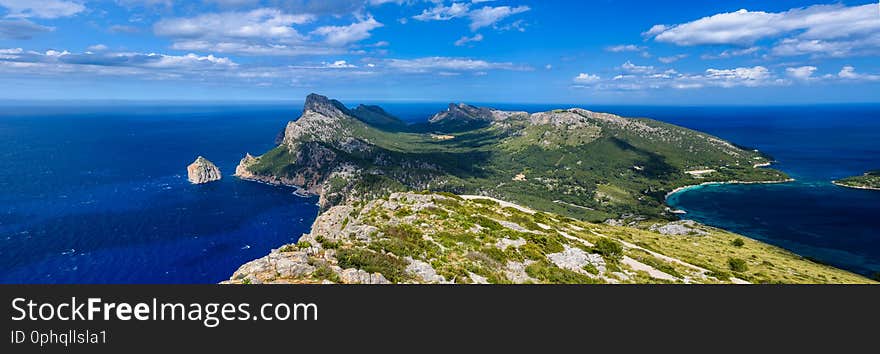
274, 193, 872, 284
245, 108, 789, 220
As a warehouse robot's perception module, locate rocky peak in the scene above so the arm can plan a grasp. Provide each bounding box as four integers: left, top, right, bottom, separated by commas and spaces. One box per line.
187, 156, 222, 184
304, 93, 351, 119
429, 103, 494, 124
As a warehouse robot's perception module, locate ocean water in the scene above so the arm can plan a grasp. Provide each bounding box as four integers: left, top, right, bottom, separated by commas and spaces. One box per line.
645, 105, 880, 277
0, 103, 318, 283
1, 103, 878, 283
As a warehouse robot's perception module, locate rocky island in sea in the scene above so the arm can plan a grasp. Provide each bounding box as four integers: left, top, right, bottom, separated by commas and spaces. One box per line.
833, 170, 880, 191
187, 156, 222, 184
224, 94, 874, 284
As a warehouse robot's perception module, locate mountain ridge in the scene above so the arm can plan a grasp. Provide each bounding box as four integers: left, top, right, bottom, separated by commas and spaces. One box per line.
235, 93, 789, 220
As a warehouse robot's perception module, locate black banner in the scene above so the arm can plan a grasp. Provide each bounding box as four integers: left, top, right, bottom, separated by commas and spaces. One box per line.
1, 285, 877, 352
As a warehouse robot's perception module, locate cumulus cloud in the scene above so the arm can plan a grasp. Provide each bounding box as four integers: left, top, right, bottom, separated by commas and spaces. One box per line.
785, 66, 817, 80
838, 65, 880, 81
645, 4, 880, 58
154, 8, 382, 55
413, 2, 470, 21
576, 63, 784, 91
311, 16, 383, 46
154, 8, 314, 40
620, 61, 654, 74
573, 73, 600, 84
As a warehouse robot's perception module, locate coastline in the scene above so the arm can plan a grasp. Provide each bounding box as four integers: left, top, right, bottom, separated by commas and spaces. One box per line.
234, 174, 316, 198
665, 178, 796, 201
831, 181, 880, 191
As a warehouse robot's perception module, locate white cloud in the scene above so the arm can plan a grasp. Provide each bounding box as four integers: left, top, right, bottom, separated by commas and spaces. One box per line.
658, 54, 687, 63
645, 4, 880, 58
0, 46, 385, 87
413, 2, 470, 21
838, 65, 880, 81
704, 66, 772, 87
385, 56, 529, 73
606, 44, 644, 53
454, 33, 483, 46
0, 0, 85, 19
312, 16, 383, 46
289, 60, 358, 69
785, 66, 817, 80
152, 8, 342, 56
577, 65, 782, 91
412, 3, 530, 32
87, 44, 108, 52
700, 46, 760, 60
468, 5, 529, 31
573, 73, 600, 84
771, 35, 880, 58
154, 8, 313, 40
620, 61, 654, 74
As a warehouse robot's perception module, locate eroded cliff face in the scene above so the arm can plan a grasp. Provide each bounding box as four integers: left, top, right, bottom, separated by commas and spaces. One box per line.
187, 156, 221, 184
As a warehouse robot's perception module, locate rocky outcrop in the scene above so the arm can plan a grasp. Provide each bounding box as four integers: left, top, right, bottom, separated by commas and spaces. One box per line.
649, 220, 709, 236
187, 156, 221, 184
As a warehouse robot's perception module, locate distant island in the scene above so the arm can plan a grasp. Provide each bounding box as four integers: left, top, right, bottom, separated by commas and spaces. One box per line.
833, 171, 880, 191
225, 94, 872, 284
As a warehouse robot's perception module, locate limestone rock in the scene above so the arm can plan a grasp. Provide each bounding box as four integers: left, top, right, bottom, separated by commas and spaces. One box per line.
187, 156, 221, 184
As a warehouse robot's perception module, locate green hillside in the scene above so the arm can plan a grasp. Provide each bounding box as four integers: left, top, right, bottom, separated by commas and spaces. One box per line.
225, 192, 872, 284
237, 94, 789, 221
834, 170, 880, 190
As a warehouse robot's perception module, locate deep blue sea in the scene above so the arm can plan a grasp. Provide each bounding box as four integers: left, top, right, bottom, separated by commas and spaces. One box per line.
1, 102, 878, 282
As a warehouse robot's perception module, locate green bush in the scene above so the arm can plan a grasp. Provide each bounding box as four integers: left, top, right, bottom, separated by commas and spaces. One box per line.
594, 238, 624, 261
313, 264, 341, 283
728, 258, 749, 272
525, 261, 600, 284
731, 238, 745, 247
582, 263, 599, 275
337, 248, 407, 283
524, 233, 564, 254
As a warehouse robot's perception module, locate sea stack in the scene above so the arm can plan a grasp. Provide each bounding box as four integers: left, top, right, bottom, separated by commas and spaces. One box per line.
187, 156, 222, 184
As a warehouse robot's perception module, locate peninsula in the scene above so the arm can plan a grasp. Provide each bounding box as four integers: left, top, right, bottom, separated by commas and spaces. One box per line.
226, 94, 871, 284
833, 171, 880, 191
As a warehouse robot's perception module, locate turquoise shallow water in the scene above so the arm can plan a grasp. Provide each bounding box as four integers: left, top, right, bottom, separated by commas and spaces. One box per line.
645, 105, 880, 277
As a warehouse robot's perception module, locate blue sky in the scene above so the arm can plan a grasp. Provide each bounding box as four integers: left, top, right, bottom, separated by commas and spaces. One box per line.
1, 0, 879, 104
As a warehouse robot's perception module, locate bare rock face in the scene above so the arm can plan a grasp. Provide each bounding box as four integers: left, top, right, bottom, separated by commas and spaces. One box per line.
187, 156, 222, 184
